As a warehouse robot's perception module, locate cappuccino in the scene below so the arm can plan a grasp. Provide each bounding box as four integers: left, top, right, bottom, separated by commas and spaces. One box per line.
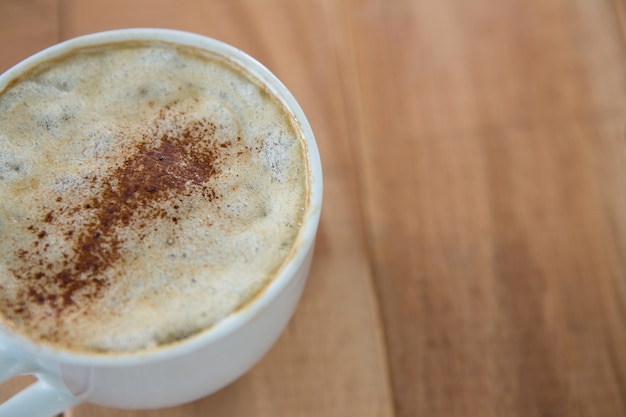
0, 41, 308, 353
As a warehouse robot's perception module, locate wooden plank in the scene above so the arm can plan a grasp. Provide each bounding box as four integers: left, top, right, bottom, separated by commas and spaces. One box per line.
611, 0, 626, 47
57, 0, 394, 416
0, 0, 59, 72
343, 0, 626, 416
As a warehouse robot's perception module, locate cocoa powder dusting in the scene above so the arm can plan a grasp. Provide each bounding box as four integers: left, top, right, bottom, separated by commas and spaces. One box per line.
9, 105, 230, 320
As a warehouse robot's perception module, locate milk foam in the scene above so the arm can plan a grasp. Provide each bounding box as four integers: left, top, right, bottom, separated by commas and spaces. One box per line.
0, 42, 308, 353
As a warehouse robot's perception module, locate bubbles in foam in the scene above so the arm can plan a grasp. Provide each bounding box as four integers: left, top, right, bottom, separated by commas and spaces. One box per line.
138, 46, 179, 66
80, 128, 117, 159
202, 99, 242, 142
37, 54, 85, 92
33, 102, 80, 134
259, 132, 298, 183
0, 137, 27, 181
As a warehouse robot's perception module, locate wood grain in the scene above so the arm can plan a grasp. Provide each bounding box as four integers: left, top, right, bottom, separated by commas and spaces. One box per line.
0, 0, 59, 72
344, 0, 626, 416
0, 0, 625, 416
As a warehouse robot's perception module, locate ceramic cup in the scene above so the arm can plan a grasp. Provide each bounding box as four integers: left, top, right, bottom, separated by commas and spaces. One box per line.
0, 28, 322, 417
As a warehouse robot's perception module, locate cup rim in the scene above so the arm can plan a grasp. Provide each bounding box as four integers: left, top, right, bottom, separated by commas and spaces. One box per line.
0, 28, 323, 366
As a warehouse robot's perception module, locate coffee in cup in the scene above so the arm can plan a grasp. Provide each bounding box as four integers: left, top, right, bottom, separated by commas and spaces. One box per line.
0, 40, 309, 354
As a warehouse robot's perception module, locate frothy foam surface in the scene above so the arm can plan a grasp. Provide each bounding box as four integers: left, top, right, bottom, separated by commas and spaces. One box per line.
0, 42, 308, 353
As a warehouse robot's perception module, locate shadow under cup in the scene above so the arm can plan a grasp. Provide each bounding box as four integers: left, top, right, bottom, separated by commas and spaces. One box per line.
0, 28, 322, 414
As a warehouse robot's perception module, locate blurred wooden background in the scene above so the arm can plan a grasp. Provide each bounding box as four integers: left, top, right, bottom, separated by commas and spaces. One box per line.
1, 0, 626, 416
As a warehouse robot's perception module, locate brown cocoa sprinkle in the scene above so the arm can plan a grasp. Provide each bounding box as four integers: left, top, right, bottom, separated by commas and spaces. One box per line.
8, 105, 230, 317
43, 211, 54, 223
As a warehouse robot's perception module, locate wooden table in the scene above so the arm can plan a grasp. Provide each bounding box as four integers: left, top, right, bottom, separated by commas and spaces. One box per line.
1, 0, 626, 416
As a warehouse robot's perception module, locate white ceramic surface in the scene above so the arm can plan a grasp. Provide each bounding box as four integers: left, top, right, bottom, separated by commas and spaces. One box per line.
0, 28, 322, 417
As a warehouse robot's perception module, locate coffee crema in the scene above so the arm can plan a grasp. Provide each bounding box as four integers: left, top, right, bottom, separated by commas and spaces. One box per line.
0, 41, 308, 353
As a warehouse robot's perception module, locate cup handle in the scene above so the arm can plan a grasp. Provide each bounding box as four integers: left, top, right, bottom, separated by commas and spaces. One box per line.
0, 352, 37, 384
0, 351, 81, 417
0, 379, 81, 417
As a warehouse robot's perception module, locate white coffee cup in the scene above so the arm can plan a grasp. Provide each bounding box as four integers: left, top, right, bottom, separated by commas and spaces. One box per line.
0, 28, 322, 417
